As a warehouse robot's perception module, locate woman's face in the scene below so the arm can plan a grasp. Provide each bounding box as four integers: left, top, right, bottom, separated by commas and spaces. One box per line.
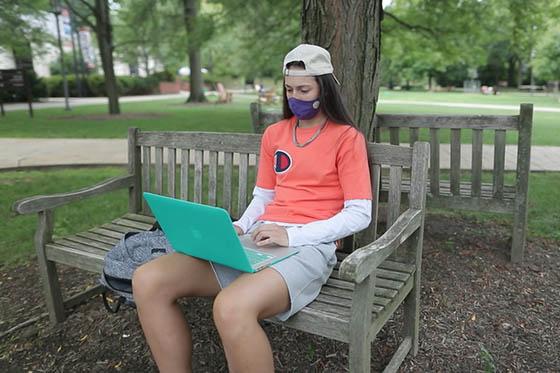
284, 68, 320, 101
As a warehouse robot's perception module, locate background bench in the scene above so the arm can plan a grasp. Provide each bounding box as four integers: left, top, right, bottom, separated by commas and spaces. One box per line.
13, 128, 430, 372
250, 102, 533, 262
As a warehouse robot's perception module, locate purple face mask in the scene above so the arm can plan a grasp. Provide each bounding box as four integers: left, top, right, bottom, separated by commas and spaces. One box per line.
288, 97, 320, 120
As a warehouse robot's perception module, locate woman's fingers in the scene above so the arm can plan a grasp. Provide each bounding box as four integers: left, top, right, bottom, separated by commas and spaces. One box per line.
251, 224, 289, 247
251, 224, 277, 241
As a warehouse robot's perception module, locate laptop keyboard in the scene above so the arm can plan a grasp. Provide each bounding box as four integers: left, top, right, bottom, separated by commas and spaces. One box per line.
244, 248, 274, 266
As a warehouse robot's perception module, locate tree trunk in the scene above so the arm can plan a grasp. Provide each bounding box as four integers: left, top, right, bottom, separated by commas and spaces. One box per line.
507, 56, 518, 88
95, 0, 120, 114
301, 0, 383, 140
183, 0, 206, 103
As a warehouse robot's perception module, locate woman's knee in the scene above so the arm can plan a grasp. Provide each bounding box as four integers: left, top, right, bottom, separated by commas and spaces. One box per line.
132, 261, 175, 303
212, 292, 256, 336
132, 263, 156, 299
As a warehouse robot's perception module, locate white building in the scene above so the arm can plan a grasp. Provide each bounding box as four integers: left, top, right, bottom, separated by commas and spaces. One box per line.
0, 8, 160, 78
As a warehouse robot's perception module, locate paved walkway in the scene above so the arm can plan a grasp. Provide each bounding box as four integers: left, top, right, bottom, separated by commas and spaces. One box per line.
1, 138, 559, 171
1, 94, 186, 112
1, 94, 558, 171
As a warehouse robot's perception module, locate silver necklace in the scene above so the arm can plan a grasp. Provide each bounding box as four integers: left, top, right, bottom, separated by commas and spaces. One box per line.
292, 119, 327, 148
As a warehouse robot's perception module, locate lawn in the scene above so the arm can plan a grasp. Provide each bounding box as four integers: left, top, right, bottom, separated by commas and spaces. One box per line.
0, 95, 255, 138
0, 91, 559, 145
1, 167, 558, 266
379, 88, 560, 108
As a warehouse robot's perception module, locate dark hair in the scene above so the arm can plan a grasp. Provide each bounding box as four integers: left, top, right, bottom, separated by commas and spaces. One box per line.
282, 61, 354, 126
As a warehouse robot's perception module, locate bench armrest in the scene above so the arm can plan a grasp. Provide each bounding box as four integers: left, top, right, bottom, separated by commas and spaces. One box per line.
338, 208, 423, 283
12, 175, 135, 215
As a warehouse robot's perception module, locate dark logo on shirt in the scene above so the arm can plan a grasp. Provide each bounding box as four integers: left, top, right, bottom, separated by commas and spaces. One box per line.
274, 150, 292, 173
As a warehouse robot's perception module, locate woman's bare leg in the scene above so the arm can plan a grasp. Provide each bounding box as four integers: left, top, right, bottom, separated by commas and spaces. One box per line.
132, 253, 221, 373
212, 268, 290, 373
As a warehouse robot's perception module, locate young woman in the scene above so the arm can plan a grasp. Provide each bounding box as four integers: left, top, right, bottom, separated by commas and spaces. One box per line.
132, 44, 373, 373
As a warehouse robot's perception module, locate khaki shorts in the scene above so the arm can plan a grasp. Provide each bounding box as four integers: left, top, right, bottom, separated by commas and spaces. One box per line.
210, 221, 337, 321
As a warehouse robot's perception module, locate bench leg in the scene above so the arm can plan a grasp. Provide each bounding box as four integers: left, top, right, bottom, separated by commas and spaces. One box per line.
403, 228, 423, 356
35, 211, 65, 325
511, 195, 528, 262
403, 274, 420, 356
349, 275, 374, 372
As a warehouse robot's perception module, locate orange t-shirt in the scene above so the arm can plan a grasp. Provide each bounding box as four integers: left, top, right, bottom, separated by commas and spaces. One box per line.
256, 116, 372, 224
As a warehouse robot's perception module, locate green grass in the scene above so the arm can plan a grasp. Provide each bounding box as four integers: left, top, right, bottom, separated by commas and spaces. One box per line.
1, 167, 558, 266
1, 167, 129, 266
0, 95, 255, 138
1, 91, 559, 145
379, 89, 560, 108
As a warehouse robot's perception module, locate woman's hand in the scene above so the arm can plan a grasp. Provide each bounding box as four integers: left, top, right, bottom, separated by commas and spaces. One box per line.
250, 223, 289, 247
233, 224, 243, 236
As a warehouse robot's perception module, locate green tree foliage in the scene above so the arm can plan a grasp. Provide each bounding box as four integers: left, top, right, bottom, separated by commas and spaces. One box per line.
382, 0, 494, 88
382, 0, 560, 88
532, 25, 560, 82
113, 0, 188, 75
208, 0, 299, 80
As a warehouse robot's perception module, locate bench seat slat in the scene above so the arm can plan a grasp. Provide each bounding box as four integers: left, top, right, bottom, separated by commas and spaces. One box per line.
76, 231, 119, 246
330, 270, 406, 291
112, 217, 154, 231
122, 213, 156, 224
100, 223, 139, 235
380, 179, 516, 200
46, 243, 104, 273
88, 227, 125, 240
63, 235, 113, 251
55, 238, 110, 257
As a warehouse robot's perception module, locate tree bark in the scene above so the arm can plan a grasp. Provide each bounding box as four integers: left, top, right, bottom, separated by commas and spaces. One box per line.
95, 0, 120, 114
183, 0, 206, 103
507, 56, 518, 88
301, 0, 383, 139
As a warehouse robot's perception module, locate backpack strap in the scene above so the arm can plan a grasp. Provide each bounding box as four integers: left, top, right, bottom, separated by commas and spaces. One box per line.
102, 291, 124, 313
150, 220, 162, 231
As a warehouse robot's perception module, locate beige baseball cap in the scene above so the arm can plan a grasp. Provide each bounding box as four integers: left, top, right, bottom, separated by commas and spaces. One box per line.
283, 44, 340, 83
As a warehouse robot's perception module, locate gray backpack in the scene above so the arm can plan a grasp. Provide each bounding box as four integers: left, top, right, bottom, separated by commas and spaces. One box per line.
99, 222, 174, 312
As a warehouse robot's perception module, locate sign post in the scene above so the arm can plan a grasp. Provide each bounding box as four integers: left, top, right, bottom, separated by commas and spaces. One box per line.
0, 69, 34, 118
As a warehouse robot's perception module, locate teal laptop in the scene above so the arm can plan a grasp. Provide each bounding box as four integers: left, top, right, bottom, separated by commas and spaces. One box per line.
143, 192, 299, 272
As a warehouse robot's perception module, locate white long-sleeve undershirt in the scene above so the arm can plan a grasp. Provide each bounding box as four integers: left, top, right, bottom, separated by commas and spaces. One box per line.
233, 186, 372, 247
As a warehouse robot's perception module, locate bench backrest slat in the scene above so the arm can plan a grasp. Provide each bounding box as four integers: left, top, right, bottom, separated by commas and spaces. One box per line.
450, 128, 461, 195
137, 131, 262, 153
168, 148, 176, 198
429, 128, 440, 196
194, 150, 204, 203
208, 151, 218, 206
223, 152, 234, 213
493, 130, 506, 198
387, 166, 402, 227
180, 149, 190, 200
155, 147, 164, 195
471, 129, 483, 197
238, 153, 249, 214
376, 114, 519, 130
368, 143, 413, 167
142, 146, 151, 213
409, 127, 419, 146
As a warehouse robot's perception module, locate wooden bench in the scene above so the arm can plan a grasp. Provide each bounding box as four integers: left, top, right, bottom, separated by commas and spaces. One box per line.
250, 102, 533, 262
12, 128, 430, 372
